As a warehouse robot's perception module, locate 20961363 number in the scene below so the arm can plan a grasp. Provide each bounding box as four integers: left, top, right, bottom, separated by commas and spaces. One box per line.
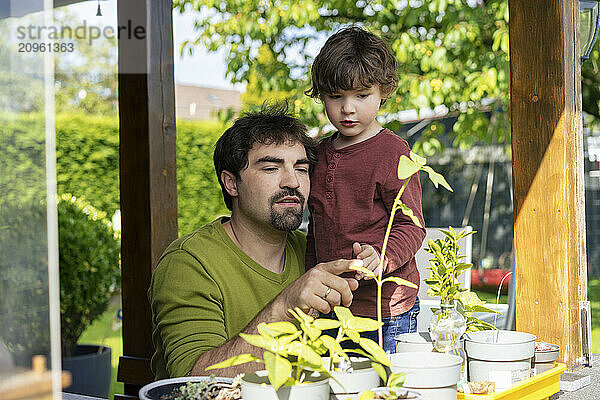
18, 42, 74, 52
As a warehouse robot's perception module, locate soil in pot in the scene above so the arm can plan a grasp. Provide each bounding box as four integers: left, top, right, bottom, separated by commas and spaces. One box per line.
139, 376, 237, 400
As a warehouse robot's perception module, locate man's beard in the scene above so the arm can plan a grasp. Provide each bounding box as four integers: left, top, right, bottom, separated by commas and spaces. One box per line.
269, 188, 305, 231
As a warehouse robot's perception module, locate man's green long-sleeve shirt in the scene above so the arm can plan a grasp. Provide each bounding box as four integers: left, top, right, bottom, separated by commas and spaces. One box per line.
148, 217, 306, 379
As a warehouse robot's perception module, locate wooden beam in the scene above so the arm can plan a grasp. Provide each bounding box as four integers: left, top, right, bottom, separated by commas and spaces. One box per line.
509, 0, 587, 370
117, 0, 177, 394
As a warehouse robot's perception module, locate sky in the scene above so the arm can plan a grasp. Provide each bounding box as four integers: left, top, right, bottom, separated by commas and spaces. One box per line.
69, 0, 240, 90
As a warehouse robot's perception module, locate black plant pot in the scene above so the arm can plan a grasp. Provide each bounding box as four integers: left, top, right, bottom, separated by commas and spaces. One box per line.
62, 344, 112, 398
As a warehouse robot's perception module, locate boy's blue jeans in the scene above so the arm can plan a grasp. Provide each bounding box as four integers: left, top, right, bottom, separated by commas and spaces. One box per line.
320, 297, 420, 354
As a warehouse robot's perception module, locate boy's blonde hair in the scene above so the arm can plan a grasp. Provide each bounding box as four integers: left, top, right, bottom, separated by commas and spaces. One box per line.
306, 26, 399, 103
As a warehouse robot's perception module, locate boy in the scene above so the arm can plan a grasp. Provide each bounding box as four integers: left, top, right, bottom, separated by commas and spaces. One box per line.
305, 26, 426, 353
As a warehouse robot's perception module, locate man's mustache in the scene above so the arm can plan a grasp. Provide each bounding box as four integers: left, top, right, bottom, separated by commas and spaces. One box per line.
270, 188, 306, 205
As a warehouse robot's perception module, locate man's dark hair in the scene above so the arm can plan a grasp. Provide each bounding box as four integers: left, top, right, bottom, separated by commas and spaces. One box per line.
306, 26, 399, 103
214, 101, 317, 210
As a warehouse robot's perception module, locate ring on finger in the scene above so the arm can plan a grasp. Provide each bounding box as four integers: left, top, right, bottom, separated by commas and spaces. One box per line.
323, 287, 332, 299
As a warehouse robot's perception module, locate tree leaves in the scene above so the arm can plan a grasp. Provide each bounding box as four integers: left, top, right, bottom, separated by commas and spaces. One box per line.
174, 0, 518, 145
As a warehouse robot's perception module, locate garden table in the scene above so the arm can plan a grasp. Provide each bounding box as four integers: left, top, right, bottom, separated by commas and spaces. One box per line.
61, 355, 600, 400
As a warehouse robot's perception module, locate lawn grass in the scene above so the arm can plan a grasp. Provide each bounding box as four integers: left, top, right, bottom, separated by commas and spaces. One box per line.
78, 296, 123, 399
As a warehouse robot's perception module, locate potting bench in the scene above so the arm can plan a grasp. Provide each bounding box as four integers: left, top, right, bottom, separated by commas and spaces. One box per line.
111, 0, 596, 398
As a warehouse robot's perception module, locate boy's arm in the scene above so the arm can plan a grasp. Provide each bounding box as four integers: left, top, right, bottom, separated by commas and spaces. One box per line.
376, 168, 426, 274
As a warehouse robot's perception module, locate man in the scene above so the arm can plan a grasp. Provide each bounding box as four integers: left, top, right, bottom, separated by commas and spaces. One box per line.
148, 103, 360, 379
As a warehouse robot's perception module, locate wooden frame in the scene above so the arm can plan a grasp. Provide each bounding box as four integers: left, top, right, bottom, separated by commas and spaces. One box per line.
112, 0, 590, 396
508, 0, 587, 370
116, 0, 177, 396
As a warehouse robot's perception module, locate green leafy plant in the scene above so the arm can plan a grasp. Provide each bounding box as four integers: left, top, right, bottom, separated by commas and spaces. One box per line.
206, 307, 393, 391
58, 193, 121, 356
359, 372, 409, 400
424, 227, 497, 331
317, 306, 390, 374
0, 194, 121, 362
350, 151, 453, 345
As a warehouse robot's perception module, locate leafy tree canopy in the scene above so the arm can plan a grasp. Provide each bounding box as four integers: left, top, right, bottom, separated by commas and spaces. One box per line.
175, 0, 600, 154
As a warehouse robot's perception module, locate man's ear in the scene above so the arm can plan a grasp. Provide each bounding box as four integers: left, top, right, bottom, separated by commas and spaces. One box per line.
221, 170, 238, 197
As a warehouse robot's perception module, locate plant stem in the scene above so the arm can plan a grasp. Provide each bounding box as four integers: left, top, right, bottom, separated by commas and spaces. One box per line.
376, 180, 410, 346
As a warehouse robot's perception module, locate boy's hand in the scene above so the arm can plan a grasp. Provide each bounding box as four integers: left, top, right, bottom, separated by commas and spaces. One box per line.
352, 242, 387, 280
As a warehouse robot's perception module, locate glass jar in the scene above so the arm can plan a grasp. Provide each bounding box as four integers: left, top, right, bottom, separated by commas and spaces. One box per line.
429, 301, 466, 353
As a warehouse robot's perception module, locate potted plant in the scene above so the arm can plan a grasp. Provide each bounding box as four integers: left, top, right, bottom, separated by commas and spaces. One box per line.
317, 306, 389, 399
205, 307, 336, 400
139, 375, 240, 400
348, 151, 452, 346
0, 194, 120, 398
359, 372, 423, 399
206, 306, 400, 400
58, 194, 120, 398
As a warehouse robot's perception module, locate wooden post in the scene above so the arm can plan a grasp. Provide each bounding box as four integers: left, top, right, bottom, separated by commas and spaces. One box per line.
508, 0, 587, 370
117, 0, 177, 395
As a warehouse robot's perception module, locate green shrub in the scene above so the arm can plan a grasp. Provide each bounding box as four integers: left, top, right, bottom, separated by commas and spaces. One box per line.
0, 200, 51, 366
1, 112, 232, 238
58, 194, 120, 357
55, 113, 120, 216
175, 119, 230, 235
0, 194, 120, 361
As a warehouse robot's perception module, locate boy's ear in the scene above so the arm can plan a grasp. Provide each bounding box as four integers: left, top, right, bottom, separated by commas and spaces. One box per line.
221, 170, 238, 197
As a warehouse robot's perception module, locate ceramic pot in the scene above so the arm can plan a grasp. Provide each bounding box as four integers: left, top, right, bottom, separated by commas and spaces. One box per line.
241, 370, 330, 400
464, 330, 536, 391
321, 356, 381, 400
62, 344, 111, 398
360, 386, 423, 399
534, 342, 560, 375
389, 351, 463, 400
138, 376, 234, 400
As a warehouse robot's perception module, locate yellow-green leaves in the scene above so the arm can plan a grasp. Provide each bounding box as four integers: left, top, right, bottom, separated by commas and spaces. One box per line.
422, 165, 453, 192
360, 391, 376, 400
205, 353, 259, 370
313, 318, 341, 330
349, 264, 377, 279
263, 351, 292, 390
399, 203, 422, 227
397, 155, 420, 180
258, 321, 297, 336
359, 338, 391, 366
381, 276, 418, 289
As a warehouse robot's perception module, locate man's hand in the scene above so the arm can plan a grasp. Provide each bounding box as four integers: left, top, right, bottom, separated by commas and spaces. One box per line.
352, 242, 387, 280
277, 259, 360, 316
190, 260, 360, 377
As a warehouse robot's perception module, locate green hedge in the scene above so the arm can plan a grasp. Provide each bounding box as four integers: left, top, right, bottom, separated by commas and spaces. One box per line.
175, 119, 230, 234
0, 195, 121, 362
0, 113, 230, 237
58, 194, 120, 357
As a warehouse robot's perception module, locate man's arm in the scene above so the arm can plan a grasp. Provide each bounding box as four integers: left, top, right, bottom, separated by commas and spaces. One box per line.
190, 259, 360, 376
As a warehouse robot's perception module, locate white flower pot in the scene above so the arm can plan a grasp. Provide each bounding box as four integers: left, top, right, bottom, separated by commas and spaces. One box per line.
361, 386, 423, 399
389, 351, 462, 400
395, 332, 466, 354
138, 376, 233, 400
534, 342, 560, 375
241, 370, 330, 400
321, 357, 381, 400
464, 330, 536, 391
